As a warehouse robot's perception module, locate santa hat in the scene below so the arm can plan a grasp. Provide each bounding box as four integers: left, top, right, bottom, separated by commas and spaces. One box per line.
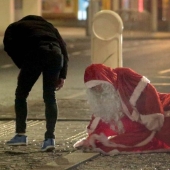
84, 64, 164, 131
84, 64, 117, 88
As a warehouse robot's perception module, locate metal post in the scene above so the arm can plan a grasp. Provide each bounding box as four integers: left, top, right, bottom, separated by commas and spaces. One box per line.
151, 0, 158, 32
87, 0, 101, 36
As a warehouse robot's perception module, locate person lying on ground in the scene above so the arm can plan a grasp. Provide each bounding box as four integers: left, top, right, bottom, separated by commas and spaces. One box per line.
74, 64, 170, 155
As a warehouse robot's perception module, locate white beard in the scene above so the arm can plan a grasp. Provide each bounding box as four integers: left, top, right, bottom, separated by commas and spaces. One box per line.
86, 83, 124, 133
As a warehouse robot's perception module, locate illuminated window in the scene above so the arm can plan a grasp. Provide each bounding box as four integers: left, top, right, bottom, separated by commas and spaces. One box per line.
138, 0, 144, 12
78, 0, 89, 20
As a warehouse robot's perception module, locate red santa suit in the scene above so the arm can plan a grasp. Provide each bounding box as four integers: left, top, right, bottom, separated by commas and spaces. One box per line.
74, 64, 170, 155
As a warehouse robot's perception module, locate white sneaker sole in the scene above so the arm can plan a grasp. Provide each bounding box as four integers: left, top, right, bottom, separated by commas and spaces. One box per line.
6, 142, 27, 146
41, 146, 55, 152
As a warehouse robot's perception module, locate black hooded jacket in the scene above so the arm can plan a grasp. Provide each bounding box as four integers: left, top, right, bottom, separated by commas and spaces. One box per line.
3, 15, 68, 79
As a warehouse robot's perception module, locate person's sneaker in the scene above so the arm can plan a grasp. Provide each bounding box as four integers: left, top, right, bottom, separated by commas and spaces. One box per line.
6, 135, 28, 146
41, 138, 55, 152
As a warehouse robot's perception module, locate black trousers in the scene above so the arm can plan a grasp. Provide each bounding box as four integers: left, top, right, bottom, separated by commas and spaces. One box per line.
15, 42, 63, 139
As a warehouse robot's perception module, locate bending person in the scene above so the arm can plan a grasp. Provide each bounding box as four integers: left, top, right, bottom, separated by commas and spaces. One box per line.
3, 15, 69, 152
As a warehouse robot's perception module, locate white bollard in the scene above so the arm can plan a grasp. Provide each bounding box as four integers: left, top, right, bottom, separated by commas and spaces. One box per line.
91, 10, 124, 68
0, 0, 15, 33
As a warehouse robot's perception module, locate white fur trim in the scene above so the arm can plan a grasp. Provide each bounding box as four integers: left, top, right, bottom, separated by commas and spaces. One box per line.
87, 130, 156, 149
85, 80, 111, 88
135, 131, 156, 147
87, 117, 101, 134
131, 109, 140, 121
140, 113, 164, 131
118, 91, 135, 120
119, 90, 164, 131
129, 76, 150, 106
73, 137, 86, 148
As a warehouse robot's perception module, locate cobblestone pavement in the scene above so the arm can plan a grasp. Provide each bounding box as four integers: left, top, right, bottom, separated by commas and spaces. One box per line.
0, 99, 91, 170
0, 120, 88, 170
76, 152, 170, 170
1, 100, 170, 170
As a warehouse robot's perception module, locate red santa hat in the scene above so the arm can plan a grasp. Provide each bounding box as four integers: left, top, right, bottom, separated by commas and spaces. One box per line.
84, 64, 164, 131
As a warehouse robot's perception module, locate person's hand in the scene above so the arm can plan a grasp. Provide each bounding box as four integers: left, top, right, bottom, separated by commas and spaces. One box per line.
56, 78, 65, 91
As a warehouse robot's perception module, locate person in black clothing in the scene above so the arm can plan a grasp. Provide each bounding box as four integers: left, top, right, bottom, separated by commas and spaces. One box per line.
3, 15, 69, 152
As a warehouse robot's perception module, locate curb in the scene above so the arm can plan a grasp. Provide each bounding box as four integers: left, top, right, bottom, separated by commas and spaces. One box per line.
65, 152, 100, 170
43, 151, 100, 170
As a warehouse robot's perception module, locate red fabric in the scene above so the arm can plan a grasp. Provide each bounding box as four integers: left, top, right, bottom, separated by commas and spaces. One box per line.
156, 117, 170, 145
90, 116, 151, 146
136, 85, 163, 115
84, 64, 164, 117
95, 138, 169, 153
84, 64, 117, 87
77, 64, 170, 154
84, 115, 170, 154
114, 67, 142, 114
159, 93, 170, 111
115, 68, 164, 115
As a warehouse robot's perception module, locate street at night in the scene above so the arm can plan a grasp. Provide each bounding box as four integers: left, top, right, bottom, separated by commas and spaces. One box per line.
1, 0, 170, 169
1, 32, 170, 169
